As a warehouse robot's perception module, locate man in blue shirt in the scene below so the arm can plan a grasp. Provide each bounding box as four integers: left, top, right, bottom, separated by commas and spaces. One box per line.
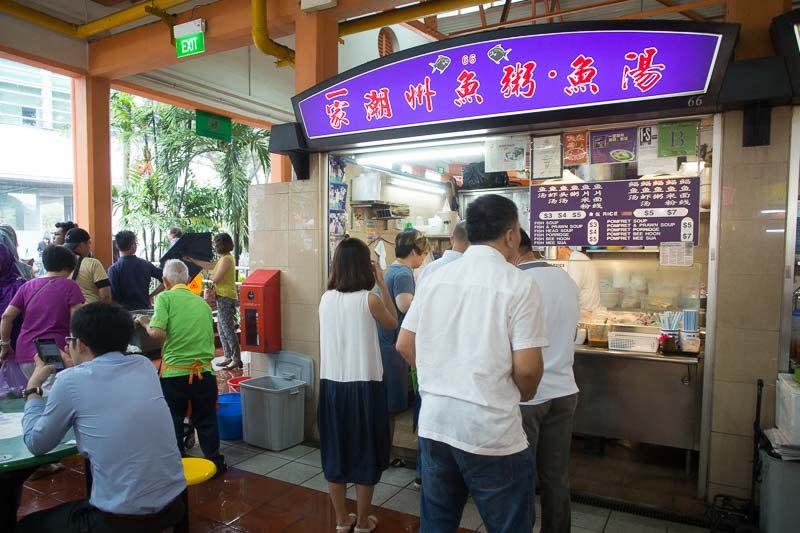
17, 302, 186, 532
108, 230, 164, 310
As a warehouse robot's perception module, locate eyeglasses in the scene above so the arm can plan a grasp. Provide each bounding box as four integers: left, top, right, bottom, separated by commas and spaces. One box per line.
65, 336, 77, 346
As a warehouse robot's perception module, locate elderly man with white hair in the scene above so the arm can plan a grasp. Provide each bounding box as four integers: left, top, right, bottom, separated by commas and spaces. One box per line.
138, 259, 225, 472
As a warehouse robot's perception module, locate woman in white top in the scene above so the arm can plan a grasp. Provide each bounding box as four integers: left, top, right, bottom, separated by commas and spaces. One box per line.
318, 238, 397, 533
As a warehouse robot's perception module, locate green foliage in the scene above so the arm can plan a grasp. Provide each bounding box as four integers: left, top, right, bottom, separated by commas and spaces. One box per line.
111, 91, 270, 261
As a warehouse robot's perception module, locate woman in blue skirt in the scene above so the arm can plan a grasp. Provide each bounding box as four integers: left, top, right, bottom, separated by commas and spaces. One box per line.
319, 238, 398, 533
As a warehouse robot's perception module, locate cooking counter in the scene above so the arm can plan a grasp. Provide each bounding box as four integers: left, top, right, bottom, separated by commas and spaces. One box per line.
572, 344, 703, 451
575, 345, 701, 365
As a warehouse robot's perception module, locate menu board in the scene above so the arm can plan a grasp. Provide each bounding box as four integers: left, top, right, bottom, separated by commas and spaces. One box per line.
530, 177, 699, 246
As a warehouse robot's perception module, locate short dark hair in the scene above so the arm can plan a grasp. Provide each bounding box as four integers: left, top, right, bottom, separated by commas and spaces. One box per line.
466, 194, 519, 244
42, 245, 77, 272
452, 221, 468, 243
70, 302, 134, 355
214, 233, 234, 254
115, 230, 137, 252
395, 229, 430, 259
327, 238, 375, 293
168, 227, 182, 238
519, 229, 532, 253
55, 221, 77, 233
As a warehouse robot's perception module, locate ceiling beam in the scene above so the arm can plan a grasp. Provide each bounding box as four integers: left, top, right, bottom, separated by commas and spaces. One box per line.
88, 0, 403, 79
618, 0, 725, 19
402, 20, 447, 40
653, 0, 708, 21
500, 0, 512, 22
449, 0, 634, 35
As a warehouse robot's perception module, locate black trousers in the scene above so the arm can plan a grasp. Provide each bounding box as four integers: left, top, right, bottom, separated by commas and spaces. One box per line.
1, 467, 35, 532
16, 495, 184, 533
160, 372, 224, 467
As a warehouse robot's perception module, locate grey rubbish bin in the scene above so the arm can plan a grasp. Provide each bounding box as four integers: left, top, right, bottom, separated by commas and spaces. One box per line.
759, 449, 800, 533
241, 376, 306, 451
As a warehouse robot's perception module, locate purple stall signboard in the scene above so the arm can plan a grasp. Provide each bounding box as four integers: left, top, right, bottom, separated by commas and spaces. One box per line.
296, 30, 723, 140
530, 177, 699, 247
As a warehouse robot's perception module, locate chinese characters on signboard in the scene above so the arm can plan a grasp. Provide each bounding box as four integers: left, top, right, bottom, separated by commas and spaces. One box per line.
298, 31, 722, 139
530, 178, 699, 247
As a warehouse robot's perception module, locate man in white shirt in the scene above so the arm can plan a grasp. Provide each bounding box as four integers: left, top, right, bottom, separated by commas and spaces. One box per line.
397, 194, 548, 532
519, 232, 581, 533
558, 246, 600, 312
417, 221, 468, 286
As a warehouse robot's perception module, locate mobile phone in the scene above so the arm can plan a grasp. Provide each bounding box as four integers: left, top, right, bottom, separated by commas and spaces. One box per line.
34, 338, 65, 372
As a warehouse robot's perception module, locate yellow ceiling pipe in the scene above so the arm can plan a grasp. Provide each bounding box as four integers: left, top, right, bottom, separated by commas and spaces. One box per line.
77, 0, 190, 39
0, 0, 79, 37
251, 0, 295, 67
339, 0, 490, 37
0, 0, 191, 40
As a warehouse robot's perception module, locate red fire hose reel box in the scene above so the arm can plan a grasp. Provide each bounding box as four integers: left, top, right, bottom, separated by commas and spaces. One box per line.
239, 270, 281, 353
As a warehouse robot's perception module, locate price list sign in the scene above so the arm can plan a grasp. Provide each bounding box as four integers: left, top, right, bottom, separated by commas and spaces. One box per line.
530, 177, 699, 246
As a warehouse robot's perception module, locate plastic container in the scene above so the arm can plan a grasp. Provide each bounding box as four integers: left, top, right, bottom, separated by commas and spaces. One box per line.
587, 323, 609, 347
217, 392, 243, 441
228, 375, 252, 393
608, 332, 659, 353
241, 376, 306, 451
759, 449, 800, 532
777, 374, 800, 443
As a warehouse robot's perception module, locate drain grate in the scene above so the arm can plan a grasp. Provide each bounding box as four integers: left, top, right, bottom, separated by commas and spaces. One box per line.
572, 491, 709, 528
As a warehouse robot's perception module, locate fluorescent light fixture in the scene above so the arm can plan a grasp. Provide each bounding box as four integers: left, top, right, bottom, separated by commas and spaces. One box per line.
387, 175, 446, 195
760, 209, 786, 214
766, 229, 785, 233
350, 128, 489, 148
356, 144, 484, 166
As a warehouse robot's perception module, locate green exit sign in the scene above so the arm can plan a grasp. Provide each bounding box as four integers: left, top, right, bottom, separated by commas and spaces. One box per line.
176, 32, 205, 58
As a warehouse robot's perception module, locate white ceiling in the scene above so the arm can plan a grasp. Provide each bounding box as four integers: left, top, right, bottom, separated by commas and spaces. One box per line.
17, 0, 218, 37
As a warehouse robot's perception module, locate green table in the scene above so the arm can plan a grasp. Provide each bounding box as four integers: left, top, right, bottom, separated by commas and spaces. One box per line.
0, 398, 79, 472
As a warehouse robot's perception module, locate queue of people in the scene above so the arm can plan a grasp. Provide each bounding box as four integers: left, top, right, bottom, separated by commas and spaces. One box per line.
0, 222, 239, 531
318, 194, 582, 532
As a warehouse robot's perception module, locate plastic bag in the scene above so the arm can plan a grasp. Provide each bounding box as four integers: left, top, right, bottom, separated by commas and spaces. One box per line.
0, 359, 28, 396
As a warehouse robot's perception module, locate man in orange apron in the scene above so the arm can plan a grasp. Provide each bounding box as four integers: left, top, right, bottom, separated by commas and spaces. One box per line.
137, 259, 225, 473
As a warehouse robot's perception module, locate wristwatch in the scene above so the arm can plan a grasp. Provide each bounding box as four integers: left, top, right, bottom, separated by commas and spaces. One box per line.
0, 339, 10, 347
22, 387, 43, 398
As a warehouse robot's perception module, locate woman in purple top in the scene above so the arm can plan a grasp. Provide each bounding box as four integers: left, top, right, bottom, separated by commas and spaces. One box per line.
0, 243, 26, 348
0, 245, 84, 377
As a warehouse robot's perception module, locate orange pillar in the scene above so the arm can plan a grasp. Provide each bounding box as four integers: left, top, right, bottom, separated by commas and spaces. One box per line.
72, 76, 113, 267
269, 153, 293, 183
294, 10, 339, 94
269, 10, 338, 184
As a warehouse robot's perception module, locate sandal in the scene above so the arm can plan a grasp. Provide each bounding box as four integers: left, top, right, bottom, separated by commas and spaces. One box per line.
354, 515, 378, 533
335, 513, 357, 532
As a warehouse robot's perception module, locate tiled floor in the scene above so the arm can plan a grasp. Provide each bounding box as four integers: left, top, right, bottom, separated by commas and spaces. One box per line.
394, 410, 707, 519
17, 440, 710, 532
16, 360, 708, 531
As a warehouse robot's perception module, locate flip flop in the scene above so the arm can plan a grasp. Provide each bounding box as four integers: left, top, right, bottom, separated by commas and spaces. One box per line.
353, 515, 378, 533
